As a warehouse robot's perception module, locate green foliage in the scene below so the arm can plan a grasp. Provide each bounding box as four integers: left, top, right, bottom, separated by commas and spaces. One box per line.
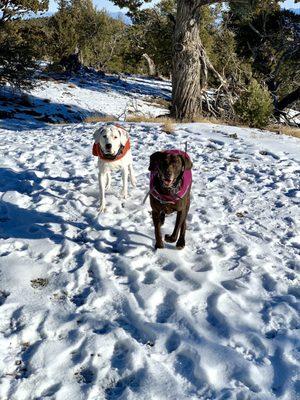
48, 0, 80, 61
47, 1, 132, 73
0, 0, 48, 88
227, 3, 300, 109
0, 0, 48, 22
125, 0, 175, 76
234, 80, 274, 127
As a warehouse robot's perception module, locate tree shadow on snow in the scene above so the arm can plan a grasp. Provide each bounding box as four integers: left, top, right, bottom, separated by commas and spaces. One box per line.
0, 86, 108, 131
0, 167, 87, 242
73, 73, 171, 100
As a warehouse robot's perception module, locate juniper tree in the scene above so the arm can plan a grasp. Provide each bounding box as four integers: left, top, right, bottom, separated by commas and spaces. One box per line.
0, 0, 48, 88
227, 4, 300, 117
111, 0, 299, 120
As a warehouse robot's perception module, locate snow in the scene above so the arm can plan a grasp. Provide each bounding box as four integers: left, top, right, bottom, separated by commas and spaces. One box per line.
0, 76, 300, 400
0, 74, 170, 132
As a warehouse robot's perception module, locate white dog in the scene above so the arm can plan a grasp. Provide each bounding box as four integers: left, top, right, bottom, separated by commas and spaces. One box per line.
93, 124, 136, 212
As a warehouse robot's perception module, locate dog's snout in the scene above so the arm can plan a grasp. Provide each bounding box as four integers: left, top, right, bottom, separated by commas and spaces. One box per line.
106, 143, 112, 150
165, 169, 173, 178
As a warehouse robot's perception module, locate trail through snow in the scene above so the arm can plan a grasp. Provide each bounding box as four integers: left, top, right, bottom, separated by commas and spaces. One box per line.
0, 122, 299, 400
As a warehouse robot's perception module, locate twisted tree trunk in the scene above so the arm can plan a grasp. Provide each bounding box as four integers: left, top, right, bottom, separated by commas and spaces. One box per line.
142, 53, 157, 77
171, 1, 202, 120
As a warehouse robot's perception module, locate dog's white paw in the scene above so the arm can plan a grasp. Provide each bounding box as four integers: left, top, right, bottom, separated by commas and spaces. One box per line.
98, 203, 106, 213
131, 177, 137, 187
121, 191, 128, 199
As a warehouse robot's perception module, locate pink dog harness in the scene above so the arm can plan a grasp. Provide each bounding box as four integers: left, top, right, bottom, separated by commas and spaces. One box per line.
150, 150, 192, 204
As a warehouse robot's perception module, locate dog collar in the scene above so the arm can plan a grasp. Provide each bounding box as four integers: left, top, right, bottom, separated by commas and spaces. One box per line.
150, 150, 192, 204
92, 139, 131, 162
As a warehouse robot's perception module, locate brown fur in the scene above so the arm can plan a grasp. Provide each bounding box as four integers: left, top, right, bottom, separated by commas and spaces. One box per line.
148, 152, 193, 250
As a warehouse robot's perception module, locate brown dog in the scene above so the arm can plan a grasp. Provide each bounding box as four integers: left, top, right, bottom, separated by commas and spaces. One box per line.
148, 150, 193, 249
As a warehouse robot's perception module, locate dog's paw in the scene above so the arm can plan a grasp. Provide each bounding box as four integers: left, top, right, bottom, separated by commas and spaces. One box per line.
121, 191, 128, 199
155, 242, 164, 250
131, 177, 137, 187
165, 234, 177, 243
98, 204, 106, 213
176, 239, 185, 250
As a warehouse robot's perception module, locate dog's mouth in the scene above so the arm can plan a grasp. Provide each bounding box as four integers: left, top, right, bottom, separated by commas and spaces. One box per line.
103, 144, 115, 155
162, 177, 174, 187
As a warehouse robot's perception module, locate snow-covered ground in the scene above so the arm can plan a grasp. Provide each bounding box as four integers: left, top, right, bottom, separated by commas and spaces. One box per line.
0, 74, 170, 129
0, 75, 299, 400
0, 120, 299, 400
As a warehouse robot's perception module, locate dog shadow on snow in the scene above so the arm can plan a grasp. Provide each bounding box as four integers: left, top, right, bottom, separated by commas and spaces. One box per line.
0, 167, 152, 248
0, 167, 87, 243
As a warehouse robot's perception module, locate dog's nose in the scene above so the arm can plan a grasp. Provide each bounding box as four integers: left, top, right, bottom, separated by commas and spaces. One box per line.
106, 143, 112, 150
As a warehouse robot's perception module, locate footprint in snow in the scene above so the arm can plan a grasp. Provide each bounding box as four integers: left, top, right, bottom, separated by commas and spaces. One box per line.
74, 366, 95, 384
206, 292, 230, 338
0, 290, 10, 306
259, 150, 280, 160
165, 331, 181, 353
262, 273, 277, 292
175, 351, 208, 391
174, 269, 201, 290
156, 290, 178, 323
142, 270, 158, 285
111, 340, 134, 372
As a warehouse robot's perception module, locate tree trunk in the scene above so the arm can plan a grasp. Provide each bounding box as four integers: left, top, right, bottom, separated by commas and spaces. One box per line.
142, 53, 157, 77
171, 1, 202, 120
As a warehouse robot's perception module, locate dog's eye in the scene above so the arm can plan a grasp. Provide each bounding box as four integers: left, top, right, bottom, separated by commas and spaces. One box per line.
103, 135, 107, 139
114, 136, 118, 139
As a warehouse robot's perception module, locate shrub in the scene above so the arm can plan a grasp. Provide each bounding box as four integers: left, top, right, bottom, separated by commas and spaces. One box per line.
234, 80, 274, 128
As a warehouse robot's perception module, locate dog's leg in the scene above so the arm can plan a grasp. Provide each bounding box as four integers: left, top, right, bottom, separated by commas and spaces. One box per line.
121, 167, 129, 199
152, 211, 164, 249
106, 171, 111, 190
98, 171, 107, 213
176, 197, 190, 249
165, 211, 186, 244
176, 218, 187, 249
129, 163, 136, 187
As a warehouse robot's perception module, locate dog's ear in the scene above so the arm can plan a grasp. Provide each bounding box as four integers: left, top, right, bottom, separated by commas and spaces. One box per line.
149, 152, 163, 171
117, 126, 128, 146
93, 128, 103, 143
180, 155, 193, 171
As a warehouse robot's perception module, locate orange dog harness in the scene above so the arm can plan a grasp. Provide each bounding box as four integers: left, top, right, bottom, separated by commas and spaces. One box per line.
92, 139, 131, 162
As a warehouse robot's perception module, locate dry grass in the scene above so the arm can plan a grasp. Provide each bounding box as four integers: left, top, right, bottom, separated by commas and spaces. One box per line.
126, 115, 175, 133
126, 114, 234, 126
125, 115, 163, 123
161, 120, 175, 134
83, 115, 117, 123
81, 113, 300, 139
267, 124, 300, 139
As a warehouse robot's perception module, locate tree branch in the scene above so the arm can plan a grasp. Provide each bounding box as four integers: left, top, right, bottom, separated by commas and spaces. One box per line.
277, 86, 300, 111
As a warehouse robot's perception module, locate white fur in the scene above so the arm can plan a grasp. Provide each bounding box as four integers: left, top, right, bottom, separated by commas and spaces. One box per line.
93, 125, 136, 212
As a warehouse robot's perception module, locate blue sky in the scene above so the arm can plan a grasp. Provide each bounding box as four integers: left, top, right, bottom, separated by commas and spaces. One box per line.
48, 0, 159, 12
48, 0, 299, 13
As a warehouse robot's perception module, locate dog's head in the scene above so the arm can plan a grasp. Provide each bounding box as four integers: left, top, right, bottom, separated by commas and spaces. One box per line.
93, 124, 128, 156
149, 151, 193, 188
